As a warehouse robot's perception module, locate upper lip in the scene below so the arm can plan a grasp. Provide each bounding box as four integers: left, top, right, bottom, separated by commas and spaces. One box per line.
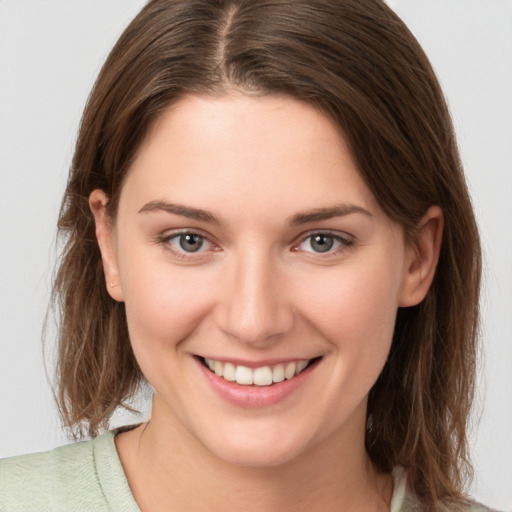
196, 355, 321, 369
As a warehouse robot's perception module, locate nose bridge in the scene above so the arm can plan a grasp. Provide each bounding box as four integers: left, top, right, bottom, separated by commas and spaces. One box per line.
218, 244, 293, 346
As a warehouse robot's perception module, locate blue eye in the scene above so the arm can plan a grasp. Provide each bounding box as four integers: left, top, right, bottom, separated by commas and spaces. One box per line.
298, 233, 350, 254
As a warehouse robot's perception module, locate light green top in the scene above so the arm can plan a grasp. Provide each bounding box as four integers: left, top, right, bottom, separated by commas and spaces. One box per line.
0, 431, 495, 512
0, 431, 139, 512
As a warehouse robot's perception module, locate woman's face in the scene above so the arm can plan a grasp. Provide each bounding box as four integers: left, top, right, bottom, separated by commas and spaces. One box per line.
93, 94, 429, 467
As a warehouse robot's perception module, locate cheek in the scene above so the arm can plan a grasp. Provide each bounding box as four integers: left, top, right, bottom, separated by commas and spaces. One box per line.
300, 261, 401, 336
117, 245, 216, 356
295, 258, 403, 386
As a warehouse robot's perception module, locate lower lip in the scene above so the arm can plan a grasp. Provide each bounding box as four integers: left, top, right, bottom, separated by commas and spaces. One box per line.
195, 357, 321, 408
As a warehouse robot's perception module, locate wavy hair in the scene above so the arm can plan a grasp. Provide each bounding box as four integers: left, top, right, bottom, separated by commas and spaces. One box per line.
52, 1, 481, 509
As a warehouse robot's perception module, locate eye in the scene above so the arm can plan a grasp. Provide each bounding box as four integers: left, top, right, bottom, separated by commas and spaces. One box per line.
296, 232, 352, 254
166, 232, 213, 254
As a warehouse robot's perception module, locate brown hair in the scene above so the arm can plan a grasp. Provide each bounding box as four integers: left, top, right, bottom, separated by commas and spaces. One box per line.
53, 0, 481, 509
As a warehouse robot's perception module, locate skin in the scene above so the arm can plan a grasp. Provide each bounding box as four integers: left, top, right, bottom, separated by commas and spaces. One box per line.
90, 94, 443, 512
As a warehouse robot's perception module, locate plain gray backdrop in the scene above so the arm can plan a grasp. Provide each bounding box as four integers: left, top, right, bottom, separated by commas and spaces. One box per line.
0, 1, 511, 509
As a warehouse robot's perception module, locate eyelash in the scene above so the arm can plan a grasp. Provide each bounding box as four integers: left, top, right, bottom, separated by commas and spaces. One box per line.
292, 231, 354, 256
157, 230, 218, 260
157, 230, 354, 260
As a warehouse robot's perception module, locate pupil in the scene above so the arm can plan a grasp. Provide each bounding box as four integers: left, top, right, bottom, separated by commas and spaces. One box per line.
311, 234, 333, 253
179, 234, 202, 252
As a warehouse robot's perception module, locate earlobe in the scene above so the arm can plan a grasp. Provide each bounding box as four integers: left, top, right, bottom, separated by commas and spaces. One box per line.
399, 206, 444, 307
89, 189, 124, 302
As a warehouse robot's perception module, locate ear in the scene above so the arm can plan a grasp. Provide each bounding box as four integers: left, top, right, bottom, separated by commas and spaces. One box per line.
399, 206, 444, 307
89, 189, 124, 302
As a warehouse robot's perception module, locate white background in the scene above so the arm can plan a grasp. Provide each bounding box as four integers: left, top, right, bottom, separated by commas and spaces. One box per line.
0, 1, 510, 509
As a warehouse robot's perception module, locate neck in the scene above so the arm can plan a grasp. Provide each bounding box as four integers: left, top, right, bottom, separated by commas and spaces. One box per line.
115, 400, 392, 512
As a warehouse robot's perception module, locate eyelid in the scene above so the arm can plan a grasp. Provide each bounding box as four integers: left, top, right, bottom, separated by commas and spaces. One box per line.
155, 228, 354, 259
292, 230, 355, 254
292, 228, 354, 244
157, 228, 221, 259
158, 226, 217, 242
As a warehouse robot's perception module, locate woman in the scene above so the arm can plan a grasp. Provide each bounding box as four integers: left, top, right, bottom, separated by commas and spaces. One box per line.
0, 0, 495, 510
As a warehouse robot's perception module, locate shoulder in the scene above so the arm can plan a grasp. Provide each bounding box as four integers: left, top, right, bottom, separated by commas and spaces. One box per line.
391, 467, 502, 512
465, 502, 502, 512
0, 431, 139, 512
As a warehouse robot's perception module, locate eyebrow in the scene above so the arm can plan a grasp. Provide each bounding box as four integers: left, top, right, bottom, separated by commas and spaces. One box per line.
289, 204, 373, 225
138, 200, 222, 224
138, 200, 372, 225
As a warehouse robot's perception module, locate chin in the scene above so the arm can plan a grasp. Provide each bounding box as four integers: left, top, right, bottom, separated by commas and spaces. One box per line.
207, 441, 305, 469
195, 421, 317, 469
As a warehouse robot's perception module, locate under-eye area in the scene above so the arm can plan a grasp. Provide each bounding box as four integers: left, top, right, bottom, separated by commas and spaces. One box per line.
199, 356, 323, 386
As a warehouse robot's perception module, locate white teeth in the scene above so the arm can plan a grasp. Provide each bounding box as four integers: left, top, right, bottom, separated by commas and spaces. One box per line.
284, 362, 296, 379
235, 365, 253, 385
296, 360, 308, 373
203, 358, 311, 386
223, 362, 236, 382
272, 364, 285, 383
253, 366, 273, 386
214, 360, 223, 377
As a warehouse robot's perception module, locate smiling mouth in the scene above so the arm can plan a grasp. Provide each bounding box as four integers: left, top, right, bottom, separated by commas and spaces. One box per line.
199, 357, 321, 387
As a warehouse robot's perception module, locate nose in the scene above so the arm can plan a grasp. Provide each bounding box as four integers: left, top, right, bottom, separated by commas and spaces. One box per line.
215, 247, 295, 347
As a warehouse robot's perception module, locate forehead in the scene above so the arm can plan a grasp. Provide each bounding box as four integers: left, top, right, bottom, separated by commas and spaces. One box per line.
120, 93, 379, 217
